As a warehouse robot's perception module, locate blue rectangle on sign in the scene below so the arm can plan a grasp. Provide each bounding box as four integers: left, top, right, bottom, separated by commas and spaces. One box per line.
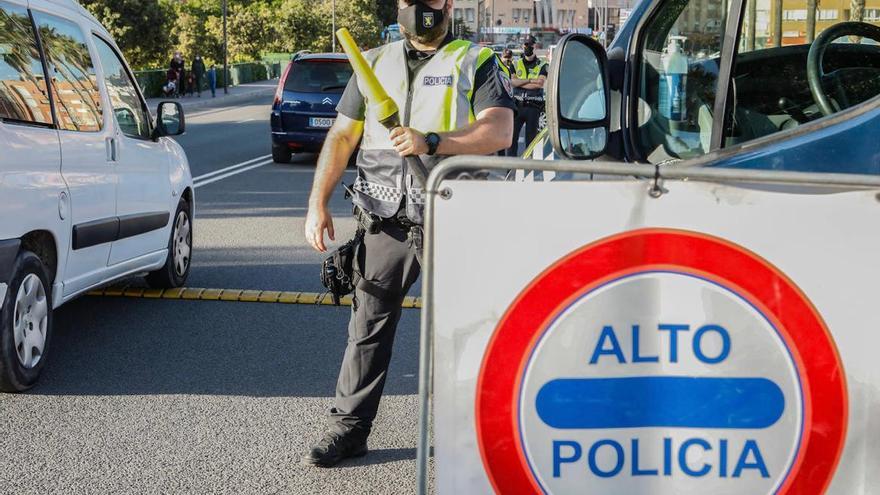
535, 376, 785, 429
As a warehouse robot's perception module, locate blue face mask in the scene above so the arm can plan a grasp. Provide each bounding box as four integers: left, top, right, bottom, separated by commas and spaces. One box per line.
398, 0, 448, 40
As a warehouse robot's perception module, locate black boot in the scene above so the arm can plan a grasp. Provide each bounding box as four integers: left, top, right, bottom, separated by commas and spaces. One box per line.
301, 430, 368, 467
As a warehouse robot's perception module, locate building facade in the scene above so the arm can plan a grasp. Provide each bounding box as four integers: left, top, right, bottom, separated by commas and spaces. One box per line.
454, 0, 638, 44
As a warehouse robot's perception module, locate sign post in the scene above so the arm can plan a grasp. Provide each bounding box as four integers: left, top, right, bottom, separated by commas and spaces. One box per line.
417, 156, 880, 494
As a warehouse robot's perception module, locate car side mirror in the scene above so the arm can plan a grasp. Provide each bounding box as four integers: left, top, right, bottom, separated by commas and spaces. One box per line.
546, 33, 611, 160
153, 101, 185, 140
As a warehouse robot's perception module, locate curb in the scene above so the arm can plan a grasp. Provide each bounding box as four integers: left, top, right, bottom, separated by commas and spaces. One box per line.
88, 286, 423, 309
147, 84, 276, 114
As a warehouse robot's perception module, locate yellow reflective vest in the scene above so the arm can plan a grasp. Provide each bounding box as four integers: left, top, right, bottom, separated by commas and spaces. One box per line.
353, 39, 496, 223
513, 57, 548, 104
514, 58, 547, 80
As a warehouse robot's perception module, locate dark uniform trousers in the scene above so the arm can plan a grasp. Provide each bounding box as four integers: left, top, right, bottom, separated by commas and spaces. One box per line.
329, 221, 421, 435
508, 103, 542, 157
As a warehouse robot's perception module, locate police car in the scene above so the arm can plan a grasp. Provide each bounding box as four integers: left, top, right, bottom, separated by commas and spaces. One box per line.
531, 0, 880, 174
0, 0, 193, 392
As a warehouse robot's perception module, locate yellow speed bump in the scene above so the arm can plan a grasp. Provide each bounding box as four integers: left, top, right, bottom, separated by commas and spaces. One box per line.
87, 287, 421, 309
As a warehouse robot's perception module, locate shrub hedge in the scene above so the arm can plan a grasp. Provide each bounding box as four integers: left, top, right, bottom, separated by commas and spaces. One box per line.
134, 62, 283, 98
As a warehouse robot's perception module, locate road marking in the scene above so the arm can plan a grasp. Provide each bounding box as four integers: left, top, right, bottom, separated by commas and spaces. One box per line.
194, 159, 273, 188
192, 154, 271, 182
87, 286, 422, 309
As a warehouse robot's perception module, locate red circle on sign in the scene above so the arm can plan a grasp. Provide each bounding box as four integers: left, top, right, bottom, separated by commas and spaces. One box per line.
475, 228, 847, 495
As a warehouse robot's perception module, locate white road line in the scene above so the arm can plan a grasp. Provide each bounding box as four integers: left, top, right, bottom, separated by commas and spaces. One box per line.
192, 154, 271, 182
194, 159, 273, 188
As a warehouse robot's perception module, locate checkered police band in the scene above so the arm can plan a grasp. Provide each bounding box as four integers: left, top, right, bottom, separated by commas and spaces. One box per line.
354, 177, 403, 203
408, 187, 426, 205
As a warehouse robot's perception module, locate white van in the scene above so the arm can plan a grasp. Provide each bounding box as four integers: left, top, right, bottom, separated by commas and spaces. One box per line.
0, 0, 193, 391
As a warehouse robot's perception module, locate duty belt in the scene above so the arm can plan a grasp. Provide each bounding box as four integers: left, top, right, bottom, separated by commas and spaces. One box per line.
354, 204, 424, 263
515, 94, 545, 108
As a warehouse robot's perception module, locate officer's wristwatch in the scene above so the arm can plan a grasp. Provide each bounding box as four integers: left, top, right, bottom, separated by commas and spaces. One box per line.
424, 132, 441, 156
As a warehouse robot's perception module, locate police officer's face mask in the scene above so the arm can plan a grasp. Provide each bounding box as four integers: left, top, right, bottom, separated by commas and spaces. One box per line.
398, 0, 448, 43
523, 45, 535, 57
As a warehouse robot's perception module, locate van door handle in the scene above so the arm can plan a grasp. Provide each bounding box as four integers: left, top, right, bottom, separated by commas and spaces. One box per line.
106, 137, 117, 162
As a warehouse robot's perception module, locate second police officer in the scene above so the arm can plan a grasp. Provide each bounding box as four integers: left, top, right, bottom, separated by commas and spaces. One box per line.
302, 0, 514, 467
508, 35, 548, 157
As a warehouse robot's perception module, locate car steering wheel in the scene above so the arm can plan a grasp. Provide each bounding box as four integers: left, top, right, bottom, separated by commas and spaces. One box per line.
808, 21, 880, 116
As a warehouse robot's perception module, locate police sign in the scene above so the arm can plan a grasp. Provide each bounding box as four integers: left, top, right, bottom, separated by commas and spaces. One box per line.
430, 177, 880, 494
477, 229, 845, 494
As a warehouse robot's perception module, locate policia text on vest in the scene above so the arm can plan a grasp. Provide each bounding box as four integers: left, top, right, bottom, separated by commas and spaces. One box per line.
301, 0, 514, 468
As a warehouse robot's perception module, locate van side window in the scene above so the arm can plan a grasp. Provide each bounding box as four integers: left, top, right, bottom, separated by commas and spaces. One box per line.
0, 2, 52, 125
637, 0, 733, 161
32, 12, 102, 132
92, 36, 150, 139
724, 0, 880, 146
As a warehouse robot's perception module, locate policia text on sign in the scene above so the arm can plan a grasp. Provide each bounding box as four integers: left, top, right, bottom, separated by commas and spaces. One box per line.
301, 0, 514, 468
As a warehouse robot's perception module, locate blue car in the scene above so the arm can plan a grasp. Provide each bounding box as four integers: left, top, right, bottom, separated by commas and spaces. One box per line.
270, 53, 352, 163
536, 0, 880, 174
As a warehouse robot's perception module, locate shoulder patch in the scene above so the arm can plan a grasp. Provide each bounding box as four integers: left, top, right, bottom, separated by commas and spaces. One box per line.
500, 70, 513, 97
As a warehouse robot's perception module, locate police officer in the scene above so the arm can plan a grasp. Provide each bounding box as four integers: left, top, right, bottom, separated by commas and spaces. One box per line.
302, 0, 514, 467
508, 35, 548, 157
499, 48, 515, 77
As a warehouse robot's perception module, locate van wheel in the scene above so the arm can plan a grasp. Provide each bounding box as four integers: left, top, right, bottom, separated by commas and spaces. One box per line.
272, 143, 292, 164
146, 199, 192, 289
0, 250, 53, 392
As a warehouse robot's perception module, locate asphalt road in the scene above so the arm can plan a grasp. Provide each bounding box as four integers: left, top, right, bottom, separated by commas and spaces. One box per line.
0, 92, 429, 494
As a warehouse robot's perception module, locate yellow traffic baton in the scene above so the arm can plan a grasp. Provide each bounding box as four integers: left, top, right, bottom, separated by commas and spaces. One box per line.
335, 28, 430, 186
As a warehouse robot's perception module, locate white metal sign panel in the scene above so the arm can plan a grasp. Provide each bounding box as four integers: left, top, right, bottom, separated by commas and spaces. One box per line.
432, 178, 880, 494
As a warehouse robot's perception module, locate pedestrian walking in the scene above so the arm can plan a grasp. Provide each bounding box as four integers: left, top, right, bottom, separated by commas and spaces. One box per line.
508, 35, 548, 157
207, 64, 217, 98
302, 0, 514, 468
170, 51, 185, 98
192, 55, 206, 97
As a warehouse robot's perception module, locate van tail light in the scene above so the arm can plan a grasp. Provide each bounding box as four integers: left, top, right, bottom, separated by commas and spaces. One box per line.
274, 62, 293, 107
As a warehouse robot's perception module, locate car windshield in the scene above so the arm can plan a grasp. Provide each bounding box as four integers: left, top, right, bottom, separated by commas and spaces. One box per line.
284, 60, 352, 93
637, 0, 880, 163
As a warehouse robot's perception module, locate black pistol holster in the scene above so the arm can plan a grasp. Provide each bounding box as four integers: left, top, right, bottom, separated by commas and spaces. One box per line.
320, 183, 398, 306
320, 229, 364, 305
353, 204, 382, 235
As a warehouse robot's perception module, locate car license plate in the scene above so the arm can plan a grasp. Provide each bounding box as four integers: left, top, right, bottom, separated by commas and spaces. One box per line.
309, 117, 334, 128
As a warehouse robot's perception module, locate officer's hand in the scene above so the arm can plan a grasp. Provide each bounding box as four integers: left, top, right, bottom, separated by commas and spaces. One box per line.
390, 127, 428, 157
305, 205, 335, 253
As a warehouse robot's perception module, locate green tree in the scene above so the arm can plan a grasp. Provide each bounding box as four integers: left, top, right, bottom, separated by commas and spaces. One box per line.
332, 0, 383, 50
82, 0, 385, 69
273, 0, 381, 53
81, 0, 172, 68
169, 2, 223, 65
272, 0, 326, 52
212, 2, 276, 61
376, 0, 398, 27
